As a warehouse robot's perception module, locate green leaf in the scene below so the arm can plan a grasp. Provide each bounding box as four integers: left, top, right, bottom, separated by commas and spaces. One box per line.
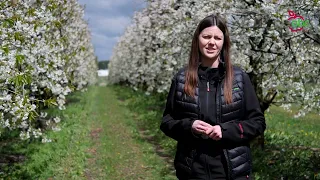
2, 46, 9, 55
15, 54, 25, 65
44, 98, 58, 107
27, 8, 36, 16
28, 110, 37, 121
14, 32, 25, 42
3, 19, 14, 28
80, 46, 86, 51
9, 73, 32, 86
54, 20, 62, 29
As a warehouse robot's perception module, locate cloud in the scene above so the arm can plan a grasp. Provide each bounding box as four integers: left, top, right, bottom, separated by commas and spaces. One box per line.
92, 32, 118, 48
78, 0, 145, 61
91, 33, 119, 60
79, 0, 145, 17
87, 14, 132, 36
79, 0, 136, 10
95, 47, 112, 61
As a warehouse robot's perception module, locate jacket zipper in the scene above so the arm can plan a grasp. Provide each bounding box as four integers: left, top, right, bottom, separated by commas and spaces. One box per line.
216, 79, 222, 123
218, 79, 232, 180
223, 149, 232, 180
206, 81, 209, 116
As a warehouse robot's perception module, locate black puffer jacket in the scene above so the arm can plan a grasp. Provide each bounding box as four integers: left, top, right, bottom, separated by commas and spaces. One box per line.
160, 64, 266, 180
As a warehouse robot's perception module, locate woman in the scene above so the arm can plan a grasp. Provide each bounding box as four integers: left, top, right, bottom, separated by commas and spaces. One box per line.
160, 14, 266, 180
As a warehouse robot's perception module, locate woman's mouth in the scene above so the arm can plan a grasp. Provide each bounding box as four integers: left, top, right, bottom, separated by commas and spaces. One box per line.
206, 48, 216, 53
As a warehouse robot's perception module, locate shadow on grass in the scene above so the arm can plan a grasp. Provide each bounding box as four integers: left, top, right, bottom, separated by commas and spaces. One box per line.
0, 90, 84, 179
0, 130, 26, 167
0, 129, 38, 179
65, 96, 81, 105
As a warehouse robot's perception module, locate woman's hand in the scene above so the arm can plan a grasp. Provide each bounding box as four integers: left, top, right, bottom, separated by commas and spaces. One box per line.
191, 120, 212, 135
206, 125, 222, 140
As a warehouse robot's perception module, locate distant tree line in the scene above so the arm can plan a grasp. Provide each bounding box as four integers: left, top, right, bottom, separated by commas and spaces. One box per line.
98, 60, 109, 69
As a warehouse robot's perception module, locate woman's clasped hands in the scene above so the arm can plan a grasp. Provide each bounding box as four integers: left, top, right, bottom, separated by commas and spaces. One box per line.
191, 120, 222, 140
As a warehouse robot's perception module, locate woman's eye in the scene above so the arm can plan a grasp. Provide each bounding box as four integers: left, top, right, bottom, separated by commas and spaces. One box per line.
203, 36, 211, 39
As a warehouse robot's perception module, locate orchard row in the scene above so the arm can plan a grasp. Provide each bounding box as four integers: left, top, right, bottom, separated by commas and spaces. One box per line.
0, 0, 97, 140
108, 0, 320, 116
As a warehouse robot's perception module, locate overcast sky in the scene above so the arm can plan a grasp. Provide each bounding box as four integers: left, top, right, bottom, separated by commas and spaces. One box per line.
78, 0, 145, 61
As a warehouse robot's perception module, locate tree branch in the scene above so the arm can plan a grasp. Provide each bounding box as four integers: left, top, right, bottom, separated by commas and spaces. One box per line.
258, 19, 273, 48
303, 32, 320, 45
251, 48, 283, 55
261, 89, 277, 112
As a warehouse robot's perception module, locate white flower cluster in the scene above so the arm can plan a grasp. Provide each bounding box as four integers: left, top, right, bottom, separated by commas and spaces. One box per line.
0, 0, 97, 139
108, 0, 319, 116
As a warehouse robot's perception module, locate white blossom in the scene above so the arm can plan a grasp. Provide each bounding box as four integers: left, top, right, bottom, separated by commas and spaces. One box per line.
0, 0, 97, 139
108, 0, 320, 116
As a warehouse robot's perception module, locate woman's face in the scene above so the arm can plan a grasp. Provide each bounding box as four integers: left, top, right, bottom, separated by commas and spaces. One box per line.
198, 26, 224, 61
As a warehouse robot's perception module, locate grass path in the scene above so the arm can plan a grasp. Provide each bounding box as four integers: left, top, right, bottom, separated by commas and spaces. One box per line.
85, 85, 174, 179
0, 85, 175, 180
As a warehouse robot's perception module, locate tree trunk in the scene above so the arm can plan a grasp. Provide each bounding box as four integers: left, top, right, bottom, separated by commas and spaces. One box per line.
248, 71, 277, 149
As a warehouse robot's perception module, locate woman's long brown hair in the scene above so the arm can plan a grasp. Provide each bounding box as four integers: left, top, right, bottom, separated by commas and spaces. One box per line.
184, 14, 234, 104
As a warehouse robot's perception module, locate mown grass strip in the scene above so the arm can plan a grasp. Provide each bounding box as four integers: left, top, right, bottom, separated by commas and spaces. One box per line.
1, 85, 176, 180
87, 85, 175, 180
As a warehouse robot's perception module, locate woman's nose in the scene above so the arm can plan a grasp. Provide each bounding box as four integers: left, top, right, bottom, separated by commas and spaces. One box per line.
208, 38, 216, 45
